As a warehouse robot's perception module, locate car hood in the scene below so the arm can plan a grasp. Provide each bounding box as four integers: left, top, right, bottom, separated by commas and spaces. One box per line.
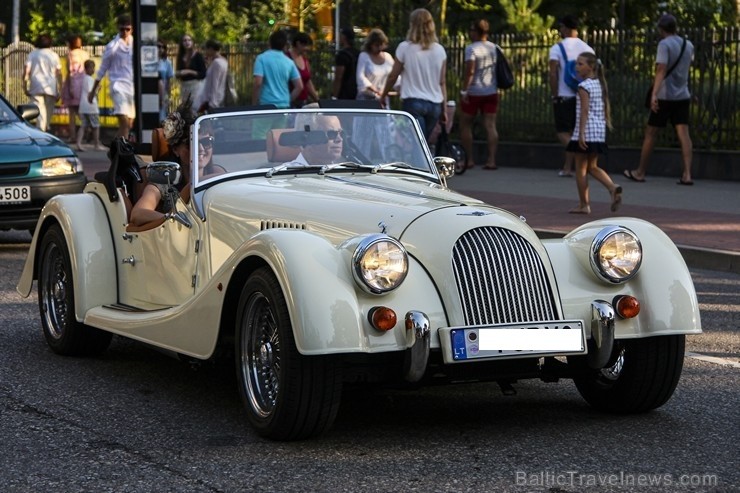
204, 173, 495, 252
0, 121, 75, 162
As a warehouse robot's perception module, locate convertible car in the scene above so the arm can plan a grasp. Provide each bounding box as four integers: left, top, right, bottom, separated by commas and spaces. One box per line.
17, 107, 701, 440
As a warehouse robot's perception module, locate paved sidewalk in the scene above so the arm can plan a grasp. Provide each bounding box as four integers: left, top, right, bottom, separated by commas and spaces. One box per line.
75, 148, 740, 273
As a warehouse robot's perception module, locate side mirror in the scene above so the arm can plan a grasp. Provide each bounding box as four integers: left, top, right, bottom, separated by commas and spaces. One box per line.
18, 104, 40, 122
147, 161, 181, 186
434, 156, 456, 178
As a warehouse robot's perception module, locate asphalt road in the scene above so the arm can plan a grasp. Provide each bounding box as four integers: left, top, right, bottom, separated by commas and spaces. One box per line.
1, 229, 738, 493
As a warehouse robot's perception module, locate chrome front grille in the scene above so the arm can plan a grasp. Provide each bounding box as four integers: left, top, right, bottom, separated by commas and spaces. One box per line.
452, 227, 559, 326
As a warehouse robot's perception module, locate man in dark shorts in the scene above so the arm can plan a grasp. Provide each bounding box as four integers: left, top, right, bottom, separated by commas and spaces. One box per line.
624, 14, 695, 185
548, 15, 594, 177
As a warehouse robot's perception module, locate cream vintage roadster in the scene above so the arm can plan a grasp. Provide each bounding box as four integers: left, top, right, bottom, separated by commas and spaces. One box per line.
17, 107, 701, 440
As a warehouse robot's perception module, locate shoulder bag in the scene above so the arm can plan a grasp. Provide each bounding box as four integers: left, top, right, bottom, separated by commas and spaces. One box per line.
644, 37, 687, 109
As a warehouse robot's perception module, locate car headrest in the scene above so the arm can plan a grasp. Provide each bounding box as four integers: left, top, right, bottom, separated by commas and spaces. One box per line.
151, 127, 172, 162
266, 128, 300, 162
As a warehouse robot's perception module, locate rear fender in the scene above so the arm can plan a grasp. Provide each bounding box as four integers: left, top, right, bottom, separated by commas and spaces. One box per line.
16, 192, 117, 322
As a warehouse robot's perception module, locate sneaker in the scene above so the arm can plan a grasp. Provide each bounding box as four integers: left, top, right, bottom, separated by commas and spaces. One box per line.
558, 170, 573, 177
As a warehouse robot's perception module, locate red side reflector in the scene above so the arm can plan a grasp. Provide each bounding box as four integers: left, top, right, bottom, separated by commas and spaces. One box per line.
369, 307, 397, 331
615, 295, 640, 319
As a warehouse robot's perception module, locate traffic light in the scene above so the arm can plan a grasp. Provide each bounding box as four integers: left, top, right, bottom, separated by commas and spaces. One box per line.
268, 18, 275, 26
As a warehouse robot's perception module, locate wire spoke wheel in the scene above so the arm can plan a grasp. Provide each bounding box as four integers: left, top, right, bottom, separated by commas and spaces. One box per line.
235, 267, 342, 440
37, 224, 111, 356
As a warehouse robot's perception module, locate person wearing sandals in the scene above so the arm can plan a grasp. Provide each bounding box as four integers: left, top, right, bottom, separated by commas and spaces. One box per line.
624, 14, 694, 185
567, 52, 622, 214
459, 19, 499, 170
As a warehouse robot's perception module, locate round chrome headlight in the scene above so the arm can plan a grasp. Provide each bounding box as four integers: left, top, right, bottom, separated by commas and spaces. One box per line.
590, 226, 642, 283
352, 235, 408, 294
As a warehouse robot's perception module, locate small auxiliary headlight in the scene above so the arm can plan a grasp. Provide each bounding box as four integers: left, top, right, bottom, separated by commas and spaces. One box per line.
352, 234, 408, 294
590, 226, 642, 283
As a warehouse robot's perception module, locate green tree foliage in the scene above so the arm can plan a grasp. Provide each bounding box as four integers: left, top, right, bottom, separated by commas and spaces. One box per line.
3, 0, 737, 46
499, 0, 555, 34
26, 1, 97, 43
156, 0, 248, 44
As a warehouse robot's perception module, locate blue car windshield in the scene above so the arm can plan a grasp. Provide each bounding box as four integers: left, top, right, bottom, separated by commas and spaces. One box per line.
0, 97, 21, 123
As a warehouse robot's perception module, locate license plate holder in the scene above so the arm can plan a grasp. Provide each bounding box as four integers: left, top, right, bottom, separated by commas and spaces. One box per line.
440, 320, 586, 362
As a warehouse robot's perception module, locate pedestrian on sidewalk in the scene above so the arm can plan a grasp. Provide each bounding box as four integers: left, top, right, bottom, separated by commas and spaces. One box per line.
76, 60, 105, 151
567, 52, 622, 215
90, 14, 135, 140
175, 34, 207, 106
380, 8, 448, 140
459, 19, 500, 171
548, 15, 594, 178
332, 27, 359, 100
61, 34, 89, 142
23, 34, 62, 132
289, 32, 320, 108
157, 40, 174, 122
196, 39, 228, 114
624, 14, 694, 185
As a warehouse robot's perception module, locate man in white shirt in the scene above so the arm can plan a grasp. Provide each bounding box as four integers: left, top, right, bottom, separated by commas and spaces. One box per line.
196, 40, 228, 114
90, 14, 135, 139
548, 15, 594, 177
23, 34, 62, 132
287, 114, 344, 165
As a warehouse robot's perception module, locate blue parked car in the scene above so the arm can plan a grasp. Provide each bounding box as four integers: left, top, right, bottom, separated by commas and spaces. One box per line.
0, 93, 85, 233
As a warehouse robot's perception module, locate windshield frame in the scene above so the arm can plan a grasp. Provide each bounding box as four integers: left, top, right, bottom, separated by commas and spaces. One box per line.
191, 108, 436, 183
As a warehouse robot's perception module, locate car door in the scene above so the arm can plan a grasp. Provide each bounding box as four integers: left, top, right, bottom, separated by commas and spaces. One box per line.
117, 200, 201, 309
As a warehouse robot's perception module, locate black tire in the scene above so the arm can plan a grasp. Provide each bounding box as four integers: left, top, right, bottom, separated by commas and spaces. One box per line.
450, 143, 467, 175
573, 335, 685, 413
235, 267, 342, 440
37, 224, 112, 356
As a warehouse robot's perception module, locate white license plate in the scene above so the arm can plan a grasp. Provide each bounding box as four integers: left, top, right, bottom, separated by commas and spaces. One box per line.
0, 186, 31, 204
442, 320, 585, 361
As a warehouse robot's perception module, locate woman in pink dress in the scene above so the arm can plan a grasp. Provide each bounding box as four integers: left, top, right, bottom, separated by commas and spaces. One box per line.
62, 34, 89, 143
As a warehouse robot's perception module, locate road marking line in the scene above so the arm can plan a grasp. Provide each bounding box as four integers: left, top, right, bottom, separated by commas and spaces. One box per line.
686, 351, 740, 368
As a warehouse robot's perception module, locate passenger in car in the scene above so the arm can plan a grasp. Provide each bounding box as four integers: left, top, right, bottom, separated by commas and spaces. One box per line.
130, 100, 221, 226
286, 114, 344, 165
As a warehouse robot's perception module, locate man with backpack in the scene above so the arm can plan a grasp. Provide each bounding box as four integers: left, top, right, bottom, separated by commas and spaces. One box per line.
548, 15, 594, 177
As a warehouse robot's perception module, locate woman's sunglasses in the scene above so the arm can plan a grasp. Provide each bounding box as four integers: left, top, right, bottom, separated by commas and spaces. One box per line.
199, 136, 214, 149
325, 129, 344, 141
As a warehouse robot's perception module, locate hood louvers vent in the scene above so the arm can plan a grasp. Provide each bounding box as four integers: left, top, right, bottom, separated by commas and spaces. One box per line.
260, 220, 307, 231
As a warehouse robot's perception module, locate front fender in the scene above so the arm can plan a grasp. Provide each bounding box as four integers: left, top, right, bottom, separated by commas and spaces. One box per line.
543, 217, 701, 338
16, 192, 117, 322
229, 229, 444, 356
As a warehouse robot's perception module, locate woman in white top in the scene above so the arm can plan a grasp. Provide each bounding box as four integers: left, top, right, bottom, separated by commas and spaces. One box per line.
353, 28, 396, 160
380, 8, 447, 139
356, 28, 395, 107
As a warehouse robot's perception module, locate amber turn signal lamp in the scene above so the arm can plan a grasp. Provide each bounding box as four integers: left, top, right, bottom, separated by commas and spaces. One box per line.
614, 295, 640, 319
368, 307, 397, 331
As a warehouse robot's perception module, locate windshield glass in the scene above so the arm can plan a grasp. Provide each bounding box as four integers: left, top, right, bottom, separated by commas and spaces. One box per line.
190, 109, 433, 189
0, 96, 21, 123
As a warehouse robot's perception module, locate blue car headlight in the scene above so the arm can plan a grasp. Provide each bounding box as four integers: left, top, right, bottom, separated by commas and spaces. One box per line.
41, 157, 82, 176
590, 226, 642, 283
352, 234, 408, 294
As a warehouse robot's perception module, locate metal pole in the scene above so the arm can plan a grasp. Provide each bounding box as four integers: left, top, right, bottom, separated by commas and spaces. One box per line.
12, 0, 20, 44
335, 0, 340, 50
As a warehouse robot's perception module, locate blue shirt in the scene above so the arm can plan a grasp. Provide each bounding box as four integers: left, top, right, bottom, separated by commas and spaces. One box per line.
254, 49, 300, 108
158, 58, 174, 92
